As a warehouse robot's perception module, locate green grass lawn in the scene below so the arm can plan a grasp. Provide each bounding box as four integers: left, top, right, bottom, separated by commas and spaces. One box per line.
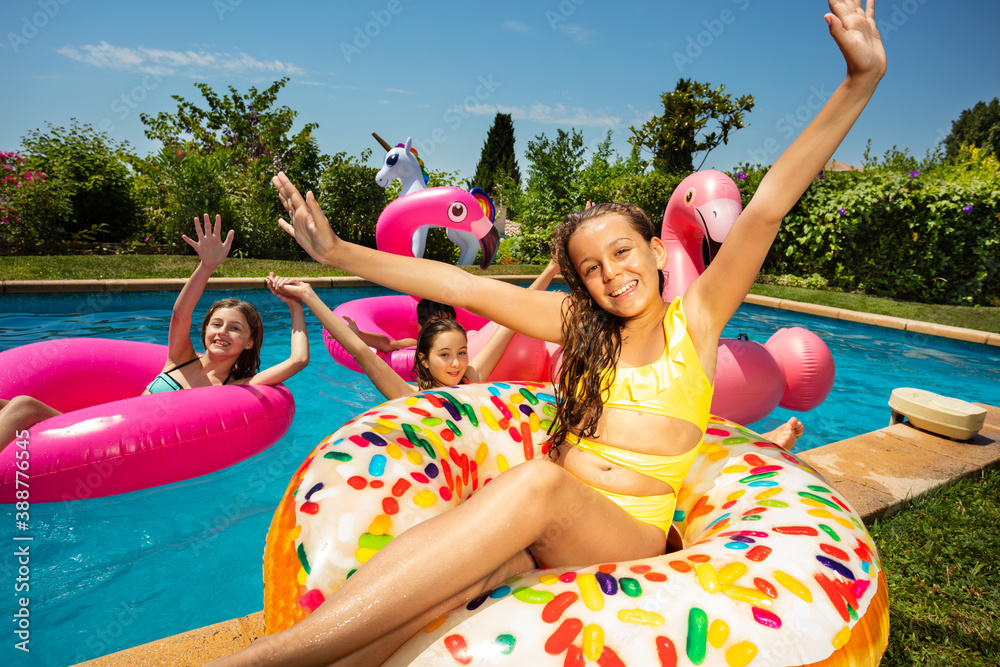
870, 466, 1000, 666
3, 255, 999, 334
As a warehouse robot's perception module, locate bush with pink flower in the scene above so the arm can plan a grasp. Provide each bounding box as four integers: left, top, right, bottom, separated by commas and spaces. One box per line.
0, 150, 72, 246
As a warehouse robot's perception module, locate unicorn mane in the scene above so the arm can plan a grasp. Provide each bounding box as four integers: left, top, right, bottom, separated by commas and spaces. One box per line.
396, 143, 430, 186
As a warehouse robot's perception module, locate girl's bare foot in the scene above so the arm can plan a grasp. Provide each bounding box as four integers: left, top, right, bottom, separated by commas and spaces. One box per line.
763, 417, 804, 450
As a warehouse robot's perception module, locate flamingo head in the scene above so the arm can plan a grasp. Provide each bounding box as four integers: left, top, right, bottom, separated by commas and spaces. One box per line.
376, 187, 500, 269
662, 170, 743, 264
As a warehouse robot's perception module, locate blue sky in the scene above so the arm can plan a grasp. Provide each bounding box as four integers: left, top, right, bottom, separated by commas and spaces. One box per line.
2, 0, 998, 184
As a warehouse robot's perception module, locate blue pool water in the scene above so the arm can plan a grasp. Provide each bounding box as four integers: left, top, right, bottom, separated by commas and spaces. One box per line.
1, 287, 999, 666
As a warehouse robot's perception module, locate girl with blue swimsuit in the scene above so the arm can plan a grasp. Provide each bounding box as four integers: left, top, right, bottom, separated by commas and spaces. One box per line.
0, 215, 310, 450
140, 214, 309, 397
215, 2, 886, 664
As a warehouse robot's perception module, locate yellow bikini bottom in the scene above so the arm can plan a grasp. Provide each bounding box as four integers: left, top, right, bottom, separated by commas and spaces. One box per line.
565, 432, 700, 536
587, 486, 677, 536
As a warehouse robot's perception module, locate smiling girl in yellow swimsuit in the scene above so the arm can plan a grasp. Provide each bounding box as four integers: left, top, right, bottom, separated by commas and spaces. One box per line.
212, 3, 885, 664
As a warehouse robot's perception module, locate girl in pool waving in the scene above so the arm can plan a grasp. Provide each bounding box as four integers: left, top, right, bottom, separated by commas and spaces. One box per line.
218, 2, 885, 664
0, 215, 309, 450
141, 214, 309, 396
267, 261, 559, 401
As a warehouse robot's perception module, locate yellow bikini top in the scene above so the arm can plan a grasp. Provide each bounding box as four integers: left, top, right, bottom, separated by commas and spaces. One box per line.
600, 297, 714, 433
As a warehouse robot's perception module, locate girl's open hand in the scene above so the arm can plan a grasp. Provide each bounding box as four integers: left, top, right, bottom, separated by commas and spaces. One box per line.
342, 316, 362, 336
826, 0, 886, 81
272, 172, 341, 265
183, 214, 234, 269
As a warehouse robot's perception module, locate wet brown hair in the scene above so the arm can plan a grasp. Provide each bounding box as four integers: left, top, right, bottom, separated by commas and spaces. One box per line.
201, 298, 264, 380
548, 203, 665, 457
413, 317, 469, 390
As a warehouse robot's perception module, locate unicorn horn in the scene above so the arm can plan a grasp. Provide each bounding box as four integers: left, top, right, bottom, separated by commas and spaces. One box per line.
372, 132, 393, 151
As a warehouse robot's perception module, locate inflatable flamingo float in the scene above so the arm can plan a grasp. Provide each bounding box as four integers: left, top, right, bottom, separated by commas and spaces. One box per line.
324, 136, 551, 382
373, 133, 487, 266
662, 170, 835, 424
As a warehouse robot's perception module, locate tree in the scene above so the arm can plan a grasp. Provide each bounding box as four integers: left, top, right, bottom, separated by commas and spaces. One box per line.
629, 79, 754, 174
136, 78, 328, 257
524, 128, 586, 204
20, 120, 138, 242
470, 113, 521, 198
942, 98, 1000, 160
139, 77, 327, 193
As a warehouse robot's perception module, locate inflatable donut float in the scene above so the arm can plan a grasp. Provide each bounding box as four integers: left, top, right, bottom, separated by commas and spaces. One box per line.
0, 338, 295, 502
262, 383, 887, 666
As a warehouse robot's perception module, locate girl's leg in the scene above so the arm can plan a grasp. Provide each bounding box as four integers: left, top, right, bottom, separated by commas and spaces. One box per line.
327, 551, 536, 667
214, 460, 665, 667
0, 396, 60, 452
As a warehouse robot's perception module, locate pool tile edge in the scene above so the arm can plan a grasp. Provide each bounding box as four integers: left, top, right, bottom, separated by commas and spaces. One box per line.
745, 293, 997, 344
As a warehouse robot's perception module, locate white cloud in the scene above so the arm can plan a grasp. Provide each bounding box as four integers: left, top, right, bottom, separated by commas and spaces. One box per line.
298, 80, 327, 86
502, 21, 531, 34
555, 24, 594, 44
56, 41, 304, 77
384, 88, 417, 95
451, 101, 621, 128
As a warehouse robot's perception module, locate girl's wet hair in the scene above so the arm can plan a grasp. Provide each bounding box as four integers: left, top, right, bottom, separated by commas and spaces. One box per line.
412, 317, 468, 390
416, 299, 457, 326
201, 298, 263, 380
548, 203, 664, 456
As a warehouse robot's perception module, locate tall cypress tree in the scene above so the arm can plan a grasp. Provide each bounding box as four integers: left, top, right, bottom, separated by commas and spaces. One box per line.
471, 113, 520, 197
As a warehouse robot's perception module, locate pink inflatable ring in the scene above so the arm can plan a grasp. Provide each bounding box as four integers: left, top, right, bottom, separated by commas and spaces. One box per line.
0, 338, 295, 503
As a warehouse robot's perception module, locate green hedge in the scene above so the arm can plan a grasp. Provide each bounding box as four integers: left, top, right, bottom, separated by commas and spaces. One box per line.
748, 146, 1000, 305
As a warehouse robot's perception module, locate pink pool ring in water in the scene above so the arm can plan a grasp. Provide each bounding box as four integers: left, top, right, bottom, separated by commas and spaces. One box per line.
0, 338, 295, 503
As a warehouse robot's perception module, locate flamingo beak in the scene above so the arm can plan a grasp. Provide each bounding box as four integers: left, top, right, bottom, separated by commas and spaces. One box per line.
478, 226, 500, 269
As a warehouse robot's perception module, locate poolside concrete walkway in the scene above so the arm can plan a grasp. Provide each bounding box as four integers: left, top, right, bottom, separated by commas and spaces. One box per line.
75, 400, 1000, 667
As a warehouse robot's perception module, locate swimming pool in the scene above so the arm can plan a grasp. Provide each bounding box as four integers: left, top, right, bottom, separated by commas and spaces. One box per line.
2, 287, 998, 666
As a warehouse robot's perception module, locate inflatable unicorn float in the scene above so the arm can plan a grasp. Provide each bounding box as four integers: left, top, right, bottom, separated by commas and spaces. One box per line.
373, 133, 499, 267
325, 142, 834, 425
324, 135, 554, 383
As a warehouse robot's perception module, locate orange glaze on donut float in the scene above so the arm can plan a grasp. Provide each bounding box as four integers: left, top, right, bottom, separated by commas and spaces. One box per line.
262, 382, 888, 666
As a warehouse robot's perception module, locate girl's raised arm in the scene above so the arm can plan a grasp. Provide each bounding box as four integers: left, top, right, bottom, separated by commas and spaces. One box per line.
244, 274, 310, 387
270, 277, 414, 401
272, 174, 567, 345
688, 0, 886, 339
466, 260, 561, 382
164, 214, 234, 366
